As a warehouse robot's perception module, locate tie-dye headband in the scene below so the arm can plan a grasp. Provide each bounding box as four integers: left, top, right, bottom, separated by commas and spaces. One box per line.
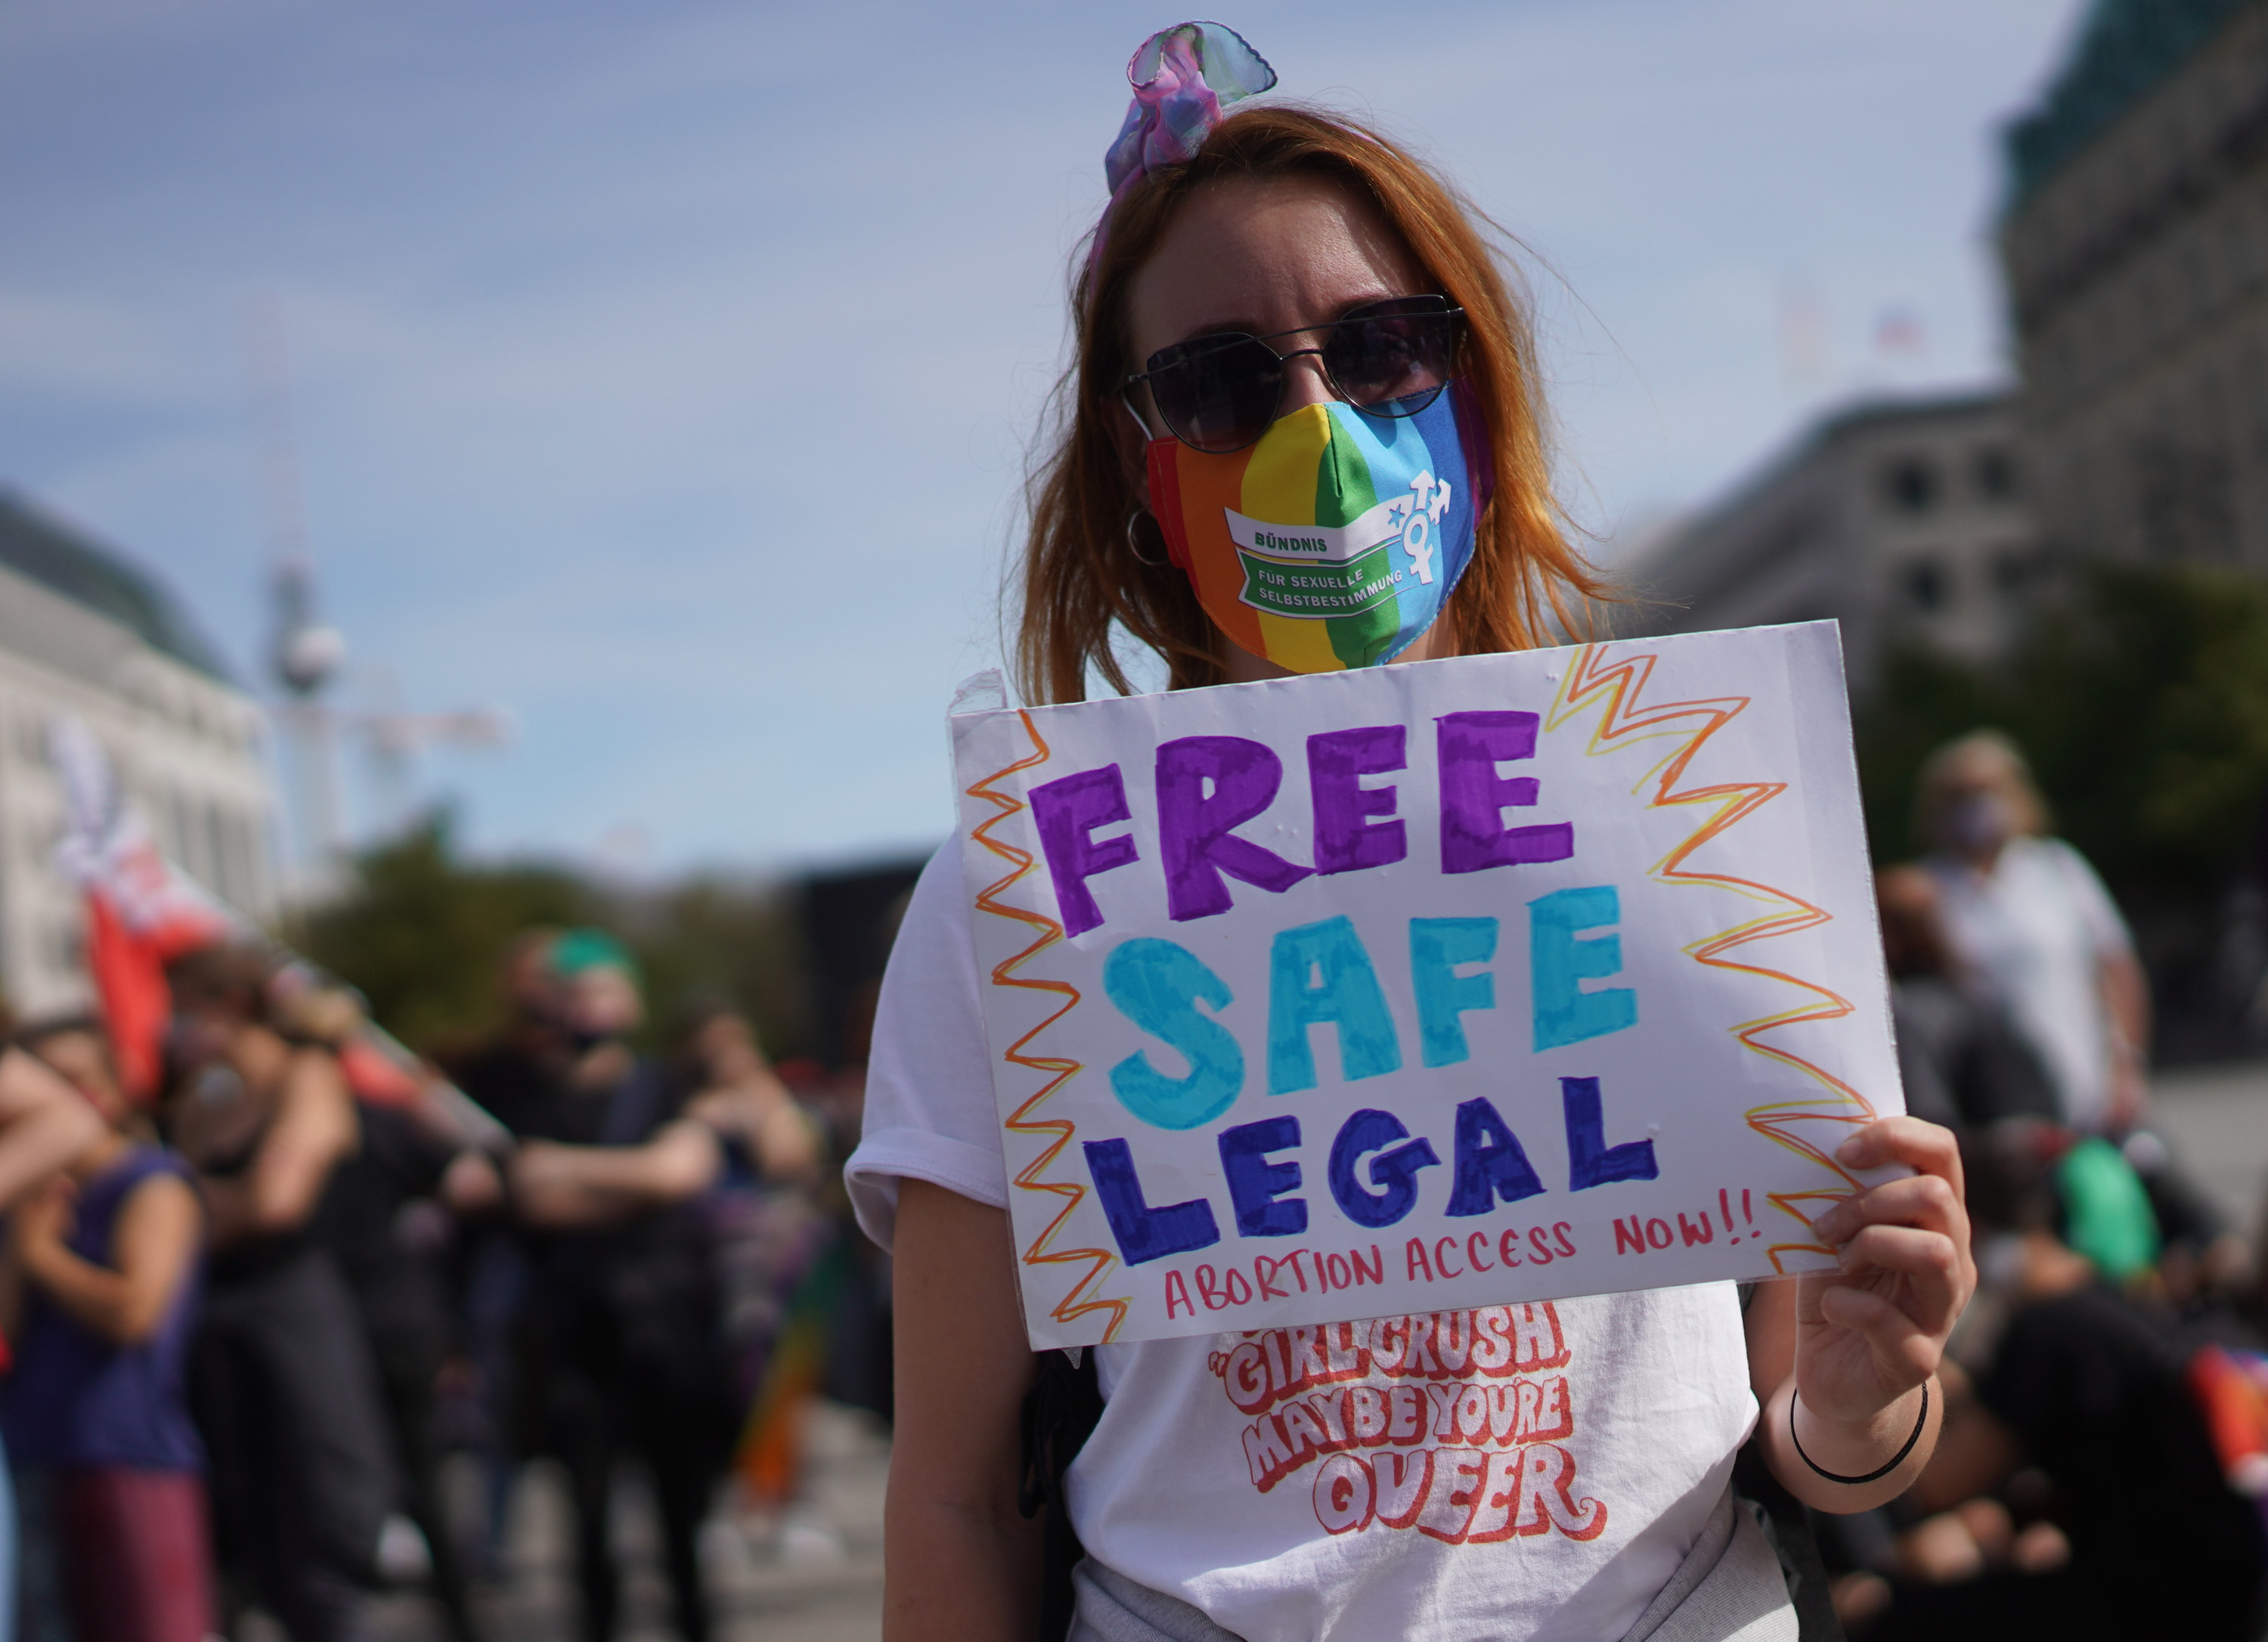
1089, 22, 1276, 278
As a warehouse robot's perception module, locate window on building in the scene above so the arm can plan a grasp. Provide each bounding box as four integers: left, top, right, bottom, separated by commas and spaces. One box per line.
1901, 556, 1951, 613
1882, 456, 1940, 514
2133, 434, 2184, 559
1973, 446, 2019, 500
1991, 547, 2035, 598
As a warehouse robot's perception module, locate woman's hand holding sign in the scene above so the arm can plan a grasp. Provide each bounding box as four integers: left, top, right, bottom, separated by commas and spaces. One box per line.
1751, 1115, 1975, 1512
1803, 1117, 1975, 1409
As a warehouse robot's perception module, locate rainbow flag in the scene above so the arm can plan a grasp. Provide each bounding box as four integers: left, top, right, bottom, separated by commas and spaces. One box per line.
732, 1232, 848, 1506
1147, 383, 1489, 671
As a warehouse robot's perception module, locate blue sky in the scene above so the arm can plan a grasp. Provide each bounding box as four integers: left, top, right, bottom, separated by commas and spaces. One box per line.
0, 0, 2081, 878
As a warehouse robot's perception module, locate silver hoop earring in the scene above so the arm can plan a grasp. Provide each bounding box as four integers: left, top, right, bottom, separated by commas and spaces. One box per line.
1126, 509, 1167, 567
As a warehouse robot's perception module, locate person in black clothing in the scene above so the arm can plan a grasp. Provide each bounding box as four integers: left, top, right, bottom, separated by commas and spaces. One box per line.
164, 943, 401, 1642
1875, 866, 2057, 1132
671, 1003, 824, 1461
459, 929, 733, 1642
1851, 1130, 2267, 1641
446, 928, 568, 1573
318, 1092, 501, 1642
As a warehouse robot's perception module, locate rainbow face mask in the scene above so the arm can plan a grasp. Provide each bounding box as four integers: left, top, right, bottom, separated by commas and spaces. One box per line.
1145, 383, 1491, 672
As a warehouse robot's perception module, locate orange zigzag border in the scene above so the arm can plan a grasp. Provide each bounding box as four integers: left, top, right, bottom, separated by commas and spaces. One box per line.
1546, 643, 1876, 1272
963, 709, 1129, 1341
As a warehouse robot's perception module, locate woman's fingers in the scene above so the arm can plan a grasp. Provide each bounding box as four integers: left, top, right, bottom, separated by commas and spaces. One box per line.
1812, 1119, 1978, 1301
1830, 1225, 1965, 1329
1837, 1115, 1964, 1200
1798, 1114, 1972, 1413
1811, 1171, 1966, 1248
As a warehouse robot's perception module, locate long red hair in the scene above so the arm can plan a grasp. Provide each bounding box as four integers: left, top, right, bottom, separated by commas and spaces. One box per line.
1015, 104, 1604, 704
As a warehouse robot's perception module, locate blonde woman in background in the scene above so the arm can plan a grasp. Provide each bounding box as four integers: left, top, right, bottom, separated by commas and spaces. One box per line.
1916, 731, 2149, 1135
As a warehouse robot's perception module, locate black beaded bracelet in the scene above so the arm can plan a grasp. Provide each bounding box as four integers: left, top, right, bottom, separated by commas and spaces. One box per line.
1789, 1382, 1929, 1486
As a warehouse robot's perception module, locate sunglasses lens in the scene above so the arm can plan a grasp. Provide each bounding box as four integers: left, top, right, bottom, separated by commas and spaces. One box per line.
1325, 299, 1463, 416
1146, 335, 1284, 453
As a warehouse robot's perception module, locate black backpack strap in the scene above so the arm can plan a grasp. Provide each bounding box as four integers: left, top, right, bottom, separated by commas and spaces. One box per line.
1019, 1346, 1105, 1642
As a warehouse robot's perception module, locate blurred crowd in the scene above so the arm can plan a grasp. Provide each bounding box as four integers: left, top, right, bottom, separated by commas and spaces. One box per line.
4, 723, 2268, 1640
1836, 730, 2268, 1640
0, 923, 883, 1642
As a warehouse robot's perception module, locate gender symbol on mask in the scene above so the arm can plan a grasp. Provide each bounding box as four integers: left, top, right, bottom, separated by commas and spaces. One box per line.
1393, 472, 1455, 586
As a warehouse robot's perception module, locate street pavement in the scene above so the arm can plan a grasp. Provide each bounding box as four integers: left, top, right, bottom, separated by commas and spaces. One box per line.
361, 1401, 888, 1642
2146, 1056, 2268, 1236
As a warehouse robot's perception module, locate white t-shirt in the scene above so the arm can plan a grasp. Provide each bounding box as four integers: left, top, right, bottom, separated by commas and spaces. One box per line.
1927, 836, 2133, 1132
847, 847, 1759, 1642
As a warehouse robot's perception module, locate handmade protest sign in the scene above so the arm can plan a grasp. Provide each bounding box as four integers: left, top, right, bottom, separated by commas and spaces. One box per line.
951, 622, 1899, 1349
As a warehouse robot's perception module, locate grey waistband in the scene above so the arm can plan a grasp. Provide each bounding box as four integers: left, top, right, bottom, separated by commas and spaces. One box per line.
1067, 1486, 1797, 1642
1619, 1489, 1799, 1642
1070, 1559, 1245, 1642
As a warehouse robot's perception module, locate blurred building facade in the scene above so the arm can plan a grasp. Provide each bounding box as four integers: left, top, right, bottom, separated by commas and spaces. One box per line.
2000, 0, 2268, 569
1622, 392, 2040, 680
0, 489, 274, 1016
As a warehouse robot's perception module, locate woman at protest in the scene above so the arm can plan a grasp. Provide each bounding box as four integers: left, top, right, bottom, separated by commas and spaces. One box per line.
486, 931, 736, 1642
845, 23, 1975, 1642
0, 1032, 107, 1640
1916, 733, 2242, 1290
163, 943, 400, 1642
2, 1018, 210, 1642
1916, 732, 2149, 1135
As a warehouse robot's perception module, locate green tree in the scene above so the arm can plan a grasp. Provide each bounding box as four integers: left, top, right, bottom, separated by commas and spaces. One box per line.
1854, 564, 2268, 897
287, 813, 819, 1064
619, 875, 815, 1064
289, 813, 599, 1055
2009, 565, 2268, 896
1853, 643, 1999, 863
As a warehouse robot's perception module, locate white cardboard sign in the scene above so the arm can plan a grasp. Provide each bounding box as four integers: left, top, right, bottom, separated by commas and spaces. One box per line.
950, 624, 1900, 1349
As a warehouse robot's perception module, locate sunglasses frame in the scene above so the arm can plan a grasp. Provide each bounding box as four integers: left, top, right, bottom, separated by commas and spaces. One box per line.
1125, 295, 1467, 454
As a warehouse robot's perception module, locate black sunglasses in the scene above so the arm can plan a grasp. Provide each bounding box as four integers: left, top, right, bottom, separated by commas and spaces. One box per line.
1126, 295, 1467, 454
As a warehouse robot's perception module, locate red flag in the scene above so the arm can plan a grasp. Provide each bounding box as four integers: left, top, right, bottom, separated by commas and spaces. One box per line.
45, 717, 512, 1145
82, 894, 170, 1102
48, 717, 237, 1101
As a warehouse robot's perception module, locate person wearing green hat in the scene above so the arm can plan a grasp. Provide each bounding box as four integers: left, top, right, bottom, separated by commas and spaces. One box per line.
471, 928, 733, 1642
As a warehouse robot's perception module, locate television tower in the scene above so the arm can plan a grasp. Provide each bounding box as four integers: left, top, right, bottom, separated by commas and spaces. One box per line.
252, 303, 349, 895
252, 301, 510, 890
